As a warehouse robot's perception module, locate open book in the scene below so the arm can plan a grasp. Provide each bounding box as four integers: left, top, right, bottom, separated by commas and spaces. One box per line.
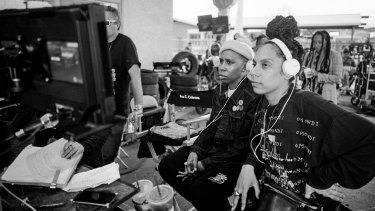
1, 138, 82, 188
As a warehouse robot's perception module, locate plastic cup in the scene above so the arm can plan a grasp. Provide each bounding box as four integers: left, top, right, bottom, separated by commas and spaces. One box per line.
133, 179, 153, 193
146, 185, 174, 211
132, 192, 151, 211
303, 67, 312, 79
132, 180, 153, 211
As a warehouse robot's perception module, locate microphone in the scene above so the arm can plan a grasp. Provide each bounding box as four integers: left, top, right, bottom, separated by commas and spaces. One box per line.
13, 113, 59, 138
0, 44, 16, 52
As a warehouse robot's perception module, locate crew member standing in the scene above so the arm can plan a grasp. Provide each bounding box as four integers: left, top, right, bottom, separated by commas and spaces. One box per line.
102, 6, 143, 164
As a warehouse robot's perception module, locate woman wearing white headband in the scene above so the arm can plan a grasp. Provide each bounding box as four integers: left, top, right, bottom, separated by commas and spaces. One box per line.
232, 16, 375, 211
159, 38, 258, 211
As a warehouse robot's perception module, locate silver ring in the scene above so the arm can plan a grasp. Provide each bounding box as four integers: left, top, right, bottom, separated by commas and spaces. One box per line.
234, 191, 240, 196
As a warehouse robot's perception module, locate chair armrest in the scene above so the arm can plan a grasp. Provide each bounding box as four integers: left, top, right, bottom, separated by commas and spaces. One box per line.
180, 114, 209, 144
180, 114, 210, 125
142, 107, 165, 117
134, 129, 149, 139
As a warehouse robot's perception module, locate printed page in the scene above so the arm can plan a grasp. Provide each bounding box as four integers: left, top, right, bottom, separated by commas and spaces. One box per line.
63, 162, 120, 192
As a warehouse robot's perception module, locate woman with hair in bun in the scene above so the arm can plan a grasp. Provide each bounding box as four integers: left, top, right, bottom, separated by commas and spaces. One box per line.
232, 15, 375, 211
301, 30, 343, 104
254, 34, 269, 52
158, 38, 258, 211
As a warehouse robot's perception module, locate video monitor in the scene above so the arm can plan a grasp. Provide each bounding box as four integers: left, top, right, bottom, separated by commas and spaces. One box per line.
0, 4, 115, 124
197, 15, 212, 32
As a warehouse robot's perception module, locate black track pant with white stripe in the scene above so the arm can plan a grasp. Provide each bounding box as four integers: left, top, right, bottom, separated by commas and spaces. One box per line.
158, 146, 243, 211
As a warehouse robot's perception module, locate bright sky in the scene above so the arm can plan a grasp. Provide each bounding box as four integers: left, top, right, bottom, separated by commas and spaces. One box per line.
173, 0, 375, 27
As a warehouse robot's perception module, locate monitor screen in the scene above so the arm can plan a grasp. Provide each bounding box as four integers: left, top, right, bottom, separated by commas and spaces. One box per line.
0, 4, 115, 124
47, 41, 83, 84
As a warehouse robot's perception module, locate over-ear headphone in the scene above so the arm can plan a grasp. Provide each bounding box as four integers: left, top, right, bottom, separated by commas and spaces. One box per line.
269, 38, 300, 76
245, 60, 254, 71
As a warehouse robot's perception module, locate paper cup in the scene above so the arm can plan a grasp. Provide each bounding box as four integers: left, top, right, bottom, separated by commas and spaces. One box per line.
146, 185, 174, 211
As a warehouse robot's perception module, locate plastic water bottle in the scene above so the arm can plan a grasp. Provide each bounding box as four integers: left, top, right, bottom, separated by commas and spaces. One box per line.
121, 114, 135, 142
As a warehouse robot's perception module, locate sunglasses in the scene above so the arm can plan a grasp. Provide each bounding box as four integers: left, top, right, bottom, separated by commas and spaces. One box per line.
106, 20, 117, 25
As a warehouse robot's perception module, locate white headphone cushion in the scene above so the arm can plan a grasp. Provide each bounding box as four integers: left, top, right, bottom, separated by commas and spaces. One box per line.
246, 60, 253, 71
282, 58, 300, 76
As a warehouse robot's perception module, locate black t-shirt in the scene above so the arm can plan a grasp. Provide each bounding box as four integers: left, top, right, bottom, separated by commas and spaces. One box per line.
109, 33, 141, 116
246, 87, 375, 192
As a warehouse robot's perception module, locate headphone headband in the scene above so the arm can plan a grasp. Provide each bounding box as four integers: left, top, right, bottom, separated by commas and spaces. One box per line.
270, 38, 292, 60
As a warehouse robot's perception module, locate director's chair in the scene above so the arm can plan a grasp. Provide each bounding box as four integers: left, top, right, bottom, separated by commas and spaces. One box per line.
139, 89, 213, 163
133, 90, 213, 211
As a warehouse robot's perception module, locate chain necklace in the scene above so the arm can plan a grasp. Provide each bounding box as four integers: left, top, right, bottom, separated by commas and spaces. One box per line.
260, 85, 291, 159
264, 85, 289, 131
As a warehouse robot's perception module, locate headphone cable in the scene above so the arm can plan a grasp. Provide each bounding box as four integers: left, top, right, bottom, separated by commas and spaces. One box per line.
250, 84, 295, 164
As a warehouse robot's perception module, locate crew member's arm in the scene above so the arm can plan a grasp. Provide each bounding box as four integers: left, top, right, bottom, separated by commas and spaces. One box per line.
61, 129, 110, 160
129, 64, 143, 113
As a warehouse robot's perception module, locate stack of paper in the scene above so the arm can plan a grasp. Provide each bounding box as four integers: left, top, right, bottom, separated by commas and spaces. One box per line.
63, 162, 120, 192
26, 138, 81, 182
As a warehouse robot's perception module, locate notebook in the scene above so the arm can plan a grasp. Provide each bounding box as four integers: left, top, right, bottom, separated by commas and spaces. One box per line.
1, 138, 82, 189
